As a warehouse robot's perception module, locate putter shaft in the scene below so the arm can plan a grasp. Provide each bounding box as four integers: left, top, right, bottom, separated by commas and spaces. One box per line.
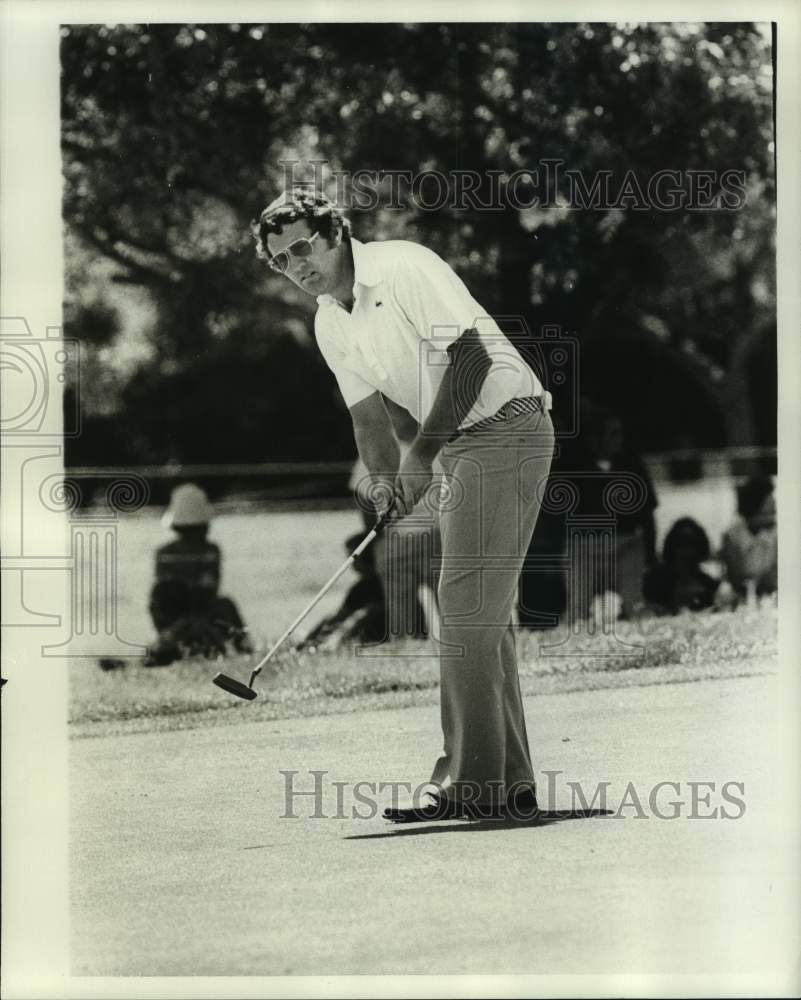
247, 517, 386, 684
213, 507, 393, 700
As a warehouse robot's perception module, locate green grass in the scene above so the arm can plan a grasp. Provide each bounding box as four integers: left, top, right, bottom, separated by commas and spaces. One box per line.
107, 508, 366, 651
92, 481, 744, 656
69, 503, 776, 737
70, 600, 778, 738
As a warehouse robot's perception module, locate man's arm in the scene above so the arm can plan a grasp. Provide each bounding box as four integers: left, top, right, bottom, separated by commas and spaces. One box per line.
415, 328, 491, 460
394, 329, 492, 516
349, 392, 401, 516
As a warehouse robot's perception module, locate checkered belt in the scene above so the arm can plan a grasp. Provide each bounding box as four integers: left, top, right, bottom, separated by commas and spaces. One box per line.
456, 395, 549, 438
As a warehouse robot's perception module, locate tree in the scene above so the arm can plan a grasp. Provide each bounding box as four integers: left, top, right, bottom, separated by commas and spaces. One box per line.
61, 21, 775, 464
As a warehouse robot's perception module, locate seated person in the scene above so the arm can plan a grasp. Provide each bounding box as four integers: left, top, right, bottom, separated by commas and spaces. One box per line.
145, 483, 252, 666
643, 517, 719, 614
298, 532, 386, 650
584, 410, 659, 618
720, 476, 777, 600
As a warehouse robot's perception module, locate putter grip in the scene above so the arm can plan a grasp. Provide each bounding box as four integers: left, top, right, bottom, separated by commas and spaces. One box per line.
373, 499, 397, 535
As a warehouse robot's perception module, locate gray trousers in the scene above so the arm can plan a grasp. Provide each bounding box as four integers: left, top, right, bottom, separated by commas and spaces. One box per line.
430, 405, 555, 806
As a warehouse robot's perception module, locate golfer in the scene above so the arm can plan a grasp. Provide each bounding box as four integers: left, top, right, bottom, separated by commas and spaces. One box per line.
253, 188, 554, 821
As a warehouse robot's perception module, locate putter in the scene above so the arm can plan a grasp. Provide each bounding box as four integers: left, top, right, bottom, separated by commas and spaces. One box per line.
213, 505, 395, 700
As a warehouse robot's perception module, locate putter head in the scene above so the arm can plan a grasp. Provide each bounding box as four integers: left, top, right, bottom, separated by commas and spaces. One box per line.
212, 672, 258, 700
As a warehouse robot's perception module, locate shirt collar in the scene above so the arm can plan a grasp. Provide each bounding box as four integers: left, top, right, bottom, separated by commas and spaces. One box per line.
350, 238, 381, 293
316, 238, 380, 307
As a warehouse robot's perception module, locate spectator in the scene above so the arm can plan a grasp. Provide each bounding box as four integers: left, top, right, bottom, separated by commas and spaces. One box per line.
720, 477, 778, 600
297, 532, 387, 650
643, 517, 719, 614
145, 483, 252, 666
584, 410, 659, 617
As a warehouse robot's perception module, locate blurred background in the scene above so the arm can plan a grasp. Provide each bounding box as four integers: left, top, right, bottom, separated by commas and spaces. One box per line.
59, 21, 776, 652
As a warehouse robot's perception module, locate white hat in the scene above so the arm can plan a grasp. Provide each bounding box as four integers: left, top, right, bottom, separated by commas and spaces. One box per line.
162, 483, 213, 529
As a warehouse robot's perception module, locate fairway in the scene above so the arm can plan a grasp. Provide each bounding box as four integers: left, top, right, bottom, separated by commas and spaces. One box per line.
70, 674, 790, 977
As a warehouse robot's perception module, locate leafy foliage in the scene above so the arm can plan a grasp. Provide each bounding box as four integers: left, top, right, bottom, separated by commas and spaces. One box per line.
61, 22, 775, 464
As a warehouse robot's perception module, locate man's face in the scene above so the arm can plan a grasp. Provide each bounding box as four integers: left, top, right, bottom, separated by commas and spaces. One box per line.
266, 219, 342, 297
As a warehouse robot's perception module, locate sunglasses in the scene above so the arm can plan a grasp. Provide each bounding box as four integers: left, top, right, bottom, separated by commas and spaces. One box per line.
266, 231, 321, 274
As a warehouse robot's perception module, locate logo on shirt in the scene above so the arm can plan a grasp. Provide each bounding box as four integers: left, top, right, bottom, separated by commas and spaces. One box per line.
375, 301, 383, 308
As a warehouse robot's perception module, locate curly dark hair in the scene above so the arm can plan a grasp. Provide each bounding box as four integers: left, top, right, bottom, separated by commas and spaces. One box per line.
662, 517, 711, 566
250, 188, 351, 261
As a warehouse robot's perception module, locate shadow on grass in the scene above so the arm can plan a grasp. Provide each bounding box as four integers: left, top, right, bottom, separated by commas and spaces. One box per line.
344, 807, 613, 840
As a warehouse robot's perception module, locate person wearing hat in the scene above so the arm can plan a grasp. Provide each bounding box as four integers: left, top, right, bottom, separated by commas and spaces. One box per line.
145, 483, 251, 666
253, 187, 554, 821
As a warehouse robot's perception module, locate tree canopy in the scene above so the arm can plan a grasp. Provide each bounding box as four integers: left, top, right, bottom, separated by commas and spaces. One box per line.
60, 21, 775, 465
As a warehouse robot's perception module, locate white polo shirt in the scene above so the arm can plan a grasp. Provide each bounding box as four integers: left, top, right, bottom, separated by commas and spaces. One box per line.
314, 238, 547, 430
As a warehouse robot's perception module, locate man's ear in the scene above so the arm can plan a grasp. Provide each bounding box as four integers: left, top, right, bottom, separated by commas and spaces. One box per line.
328, 215, 344, 248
